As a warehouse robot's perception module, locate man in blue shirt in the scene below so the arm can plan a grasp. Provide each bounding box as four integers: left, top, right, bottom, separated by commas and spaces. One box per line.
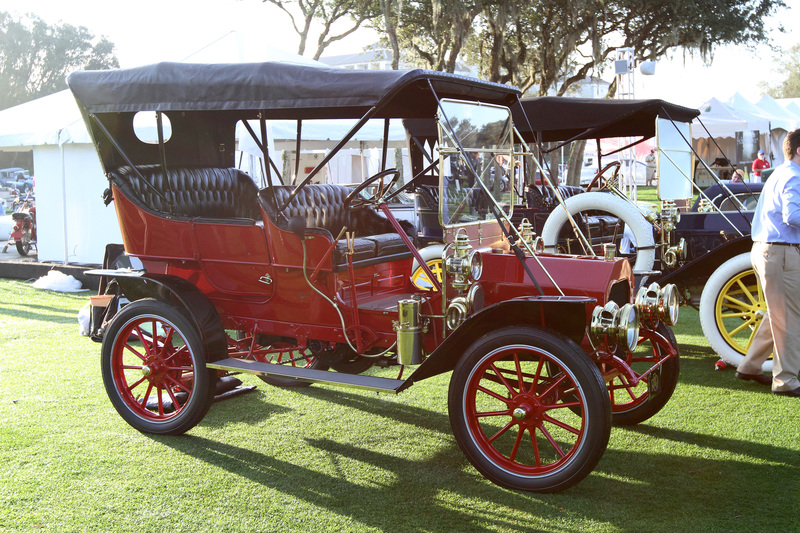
735, 129, 800, 396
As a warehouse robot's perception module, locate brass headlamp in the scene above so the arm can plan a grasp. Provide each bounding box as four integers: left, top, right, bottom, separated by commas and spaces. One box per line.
589, 301, 640, 352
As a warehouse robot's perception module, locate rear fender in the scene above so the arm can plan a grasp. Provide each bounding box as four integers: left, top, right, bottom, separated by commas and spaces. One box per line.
96, 270, 228, 363
402, 296, 592, 390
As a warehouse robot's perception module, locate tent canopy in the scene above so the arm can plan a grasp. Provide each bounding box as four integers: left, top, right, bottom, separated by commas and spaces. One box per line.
756, 94, 800, 131
693, 97, 754, 139
0, 90, 90, 147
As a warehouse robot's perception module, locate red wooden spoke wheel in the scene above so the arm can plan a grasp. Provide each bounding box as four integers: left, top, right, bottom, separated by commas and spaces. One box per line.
601, 323, 680, 426
449, 327, 611, 493
101, 299, 216, 435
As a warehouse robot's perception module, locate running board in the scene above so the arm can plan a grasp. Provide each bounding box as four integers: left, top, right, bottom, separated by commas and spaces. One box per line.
207, 358, 407, 394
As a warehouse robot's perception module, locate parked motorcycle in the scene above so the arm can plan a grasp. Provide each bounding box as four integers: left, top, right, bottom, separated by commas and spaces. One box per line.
3, 191, 36, 256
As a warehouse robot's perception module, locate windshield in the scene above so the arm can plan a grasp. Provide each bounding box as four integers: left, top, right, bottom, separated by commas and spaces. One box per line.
437, 99, 515, 227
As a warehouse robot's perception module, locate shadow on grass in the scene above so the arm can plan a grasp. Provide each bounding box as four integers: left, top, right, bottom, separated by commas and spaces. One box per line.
292, 386, 454, 436
0, 303, 80, 325
153, 402, 798, 533
202, 387, 291, 427
157, 386, 800, 531
156, 434, 572, 533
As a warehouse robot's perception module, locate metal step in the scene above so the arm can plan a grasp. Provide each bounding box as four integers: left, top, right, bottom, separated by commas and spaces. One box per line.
207, 358, 407, 394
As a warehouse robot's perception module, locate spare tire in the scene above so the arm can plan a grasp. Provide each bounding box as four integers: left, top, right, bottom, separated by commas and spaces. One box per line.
540, 192, 656, 273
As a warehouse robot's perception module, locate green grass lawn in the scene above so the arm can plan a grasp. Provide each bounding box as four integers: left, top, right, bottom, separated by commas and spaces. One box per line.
1, 279, 799, 533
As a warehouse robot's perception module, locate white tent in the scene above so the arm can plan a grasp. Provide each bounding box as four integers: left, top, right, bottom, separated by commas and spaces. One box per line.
756, 94, 800, 132
693, 97, 749, 138
693, 96, 776, 178
757, 94, 800, 165
785, 101, 800, 117
0, 90, 120, 264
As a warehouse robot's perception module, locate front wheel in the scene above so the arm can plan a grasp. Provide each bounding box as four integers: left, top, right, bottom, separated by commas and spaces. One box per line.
101, 299, 216, 435
699, 253, 771, 372
603, 323, 680, 426
448, 327, 611, 493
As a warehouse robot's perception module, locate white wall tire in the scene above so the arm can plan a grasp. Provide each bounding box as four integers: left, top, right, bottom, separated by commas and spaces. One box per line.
411, 244, 445, 290
540, 192, 656, 273
699, 252, 771, 372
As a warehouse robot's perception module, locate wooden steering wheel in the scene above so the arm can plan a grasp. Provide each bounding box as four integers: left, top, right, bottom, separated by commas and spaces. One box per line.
343, 168, 401, 209
585, 161, 621, 192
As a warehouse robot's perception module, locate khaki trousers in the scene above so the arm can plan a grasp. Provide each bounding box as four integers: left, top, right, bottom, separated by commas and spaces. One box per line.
738, 242, 800, 391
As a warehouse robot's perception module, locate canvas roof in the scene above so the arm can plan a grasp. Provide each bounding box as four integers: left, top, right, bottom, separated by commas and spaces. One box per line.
512, 97, 699, 143
68, 61, 520, 119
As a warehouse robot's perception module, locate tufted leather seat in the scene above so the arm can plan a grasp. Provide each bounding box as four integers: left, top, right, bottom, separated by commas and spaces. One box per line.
539, 185, 586, 210
260, 184, 415, 269
108, 165, 261, 221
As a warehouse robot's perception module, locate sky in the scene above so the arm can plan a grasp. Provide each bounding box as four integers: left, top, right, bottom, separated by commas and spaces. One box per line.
1, 0, 798, 109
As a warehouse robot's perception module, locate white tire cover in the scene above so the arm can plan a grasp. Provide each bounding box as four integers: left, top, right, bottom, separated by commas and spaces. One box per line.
699, 252, 772, 372
540, 192, 656, 273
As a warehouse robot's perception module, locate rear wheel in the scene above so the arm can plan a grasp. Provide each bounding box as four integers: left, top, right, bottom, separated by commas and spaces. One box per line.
448, 327, 611, 493
15, 229, 31, 255
101, 299, 216, 435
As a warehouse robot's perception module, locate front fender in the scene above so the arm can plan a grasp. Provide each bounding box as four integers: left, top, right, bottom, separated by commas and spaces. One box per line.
402, 296, 592, 390
86, 269, 228, 363
655, 237, 752, 290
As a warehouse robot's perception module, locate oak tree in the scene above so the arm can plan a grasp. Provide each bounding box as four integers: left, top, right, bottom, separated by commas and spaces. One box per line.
0, 12, 119, 110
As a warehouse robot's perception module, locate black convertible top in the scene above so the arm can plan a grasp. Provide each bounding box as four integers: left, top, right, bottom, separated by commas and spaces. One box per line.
68, 61, 521, 119
513, 97, 700, 143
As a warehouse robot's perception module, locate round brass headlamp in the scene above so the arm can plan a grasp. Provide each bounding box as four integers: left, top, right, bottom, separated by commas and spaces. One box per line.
469, 250, 483, 281
590, 301, 640, 352
635, 282, 679, 326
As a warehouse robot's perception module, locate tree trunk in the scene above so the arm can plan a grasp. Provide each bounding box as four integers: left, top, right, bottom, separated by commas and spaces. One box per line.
566, 140, 587, 187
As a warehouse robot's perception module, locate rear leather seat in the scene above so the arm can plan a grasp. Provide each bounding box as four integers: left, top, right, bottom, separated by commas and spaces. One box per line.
108, 165, 261, 222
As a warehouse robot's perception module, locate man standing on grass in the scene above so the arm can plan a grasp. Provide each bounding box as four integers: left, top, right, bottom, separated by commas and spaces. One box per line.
735, 130, 800, 396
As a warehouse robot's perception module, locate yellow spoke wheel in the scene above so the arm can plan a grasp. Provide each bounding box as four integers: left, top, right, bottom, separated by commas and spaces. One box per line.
412, 258, 443, 290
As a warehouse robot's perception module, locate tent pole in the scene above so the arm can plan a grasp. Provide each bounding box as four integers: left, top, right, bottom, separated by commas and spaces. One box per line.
58, 129, 68, 264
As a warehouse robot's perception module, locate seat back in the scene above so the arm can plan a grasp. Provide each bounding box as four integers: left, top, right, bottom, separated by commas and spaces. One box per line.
109, 165, 261, 220
260, 184, 413, 238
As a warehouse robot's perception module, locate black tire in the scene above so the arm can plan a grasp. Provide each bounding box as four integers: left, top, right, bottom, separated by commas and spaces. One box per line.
329, 348, 375, 374
448, 326, 611, 493
16, 239, 31, 256
606, 323, 680, 426
101, 299, 216, 435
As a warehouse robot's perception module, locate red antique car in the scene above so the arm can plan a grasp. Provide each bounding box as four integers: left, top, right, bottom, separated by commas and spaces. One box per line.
69, 62, 679, 493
